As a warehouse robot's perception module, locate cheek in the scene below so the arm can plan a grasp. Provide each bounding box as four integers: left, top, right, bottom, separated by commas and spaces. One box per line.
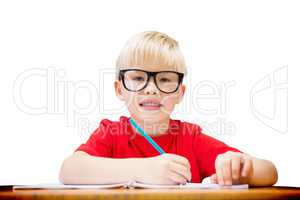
161, 94, 178, 109
122, 90, 139, 108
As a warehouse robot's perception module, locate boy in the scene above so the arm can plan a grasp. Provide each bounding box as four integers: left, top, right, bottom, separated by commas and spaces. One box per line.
59, 31, 278, 186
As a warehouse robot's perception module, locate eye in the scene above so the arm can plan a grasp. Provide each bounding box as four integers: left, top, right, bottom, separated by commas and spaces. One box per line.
159, 77, 171, 83
132, 76, 145, 82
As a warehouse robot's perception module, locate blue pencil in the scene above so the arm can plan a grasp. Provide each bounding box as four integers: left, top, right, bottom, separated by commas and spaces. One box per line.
129, 118, 166, 154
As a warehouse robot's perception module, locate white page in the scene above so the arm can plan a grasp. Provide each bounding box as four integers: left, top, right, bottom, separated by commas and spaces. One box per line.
131, 182, 249, 189
13, 182, 128, 190
180, 183, 249, 189
13, 182, 249, 190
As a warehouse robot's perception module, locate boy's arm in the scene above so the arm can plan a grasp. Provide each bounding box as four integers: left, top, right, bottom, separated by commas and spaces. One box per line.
59, 151, 144, 184
59, 151, 192, 185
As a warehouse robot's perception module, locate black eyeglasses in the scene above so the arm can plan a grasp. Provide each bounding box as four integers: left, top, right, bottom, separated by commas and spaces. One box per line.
119, 69, 184, 94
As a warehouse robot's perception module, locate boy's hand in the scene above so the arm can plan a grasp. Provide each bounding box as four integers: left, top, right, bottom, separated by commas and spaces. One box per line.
210, 151, 253, 185
137, 153, 191, 185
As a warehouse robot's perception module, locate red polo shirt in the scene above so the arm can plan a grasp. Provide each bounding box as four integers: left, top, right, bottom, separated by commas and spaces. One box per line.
76, 116, 241, 183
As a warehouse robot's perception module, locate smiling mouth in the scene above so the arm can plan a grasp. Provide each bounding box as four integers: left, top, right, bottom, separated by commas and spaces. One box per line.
139, 102, 162, 110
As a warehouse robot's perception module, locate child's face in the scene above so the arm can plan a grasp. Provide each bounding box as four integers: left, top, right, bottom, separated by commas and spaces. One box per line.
114, 64, 185, 123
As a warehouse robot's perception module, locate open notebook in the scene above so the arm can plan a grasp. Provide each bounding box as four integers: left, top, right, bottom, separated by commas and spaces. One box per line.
13, 181, 248, 190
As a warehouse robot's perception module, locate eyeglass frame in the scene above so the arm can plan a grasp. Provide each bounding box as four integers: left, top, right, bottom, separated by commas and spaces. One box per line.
118, 69, 184, 94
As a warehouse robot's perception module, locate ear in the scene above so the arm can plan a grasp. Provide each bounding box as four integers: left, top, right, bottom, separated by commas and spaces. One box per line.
114, 80, 125, 101
176, 84, 186, 104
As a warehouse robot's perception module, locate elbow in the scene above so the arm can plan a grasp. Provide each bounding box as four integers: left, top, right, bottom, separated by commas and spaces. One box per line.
58, 158, 71, 184
58, 156, 79, 185
268, 162, 278, 186
261, 160, 279, 186
250, 159, 278, 187
59, 172, 67, 184
59, 152, 91, 184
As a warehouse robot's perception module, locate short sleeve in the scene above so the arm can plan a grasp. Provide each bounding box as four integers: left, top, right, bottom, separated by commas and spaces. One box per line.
193, 127, 242, 179
75, 119, 113, 157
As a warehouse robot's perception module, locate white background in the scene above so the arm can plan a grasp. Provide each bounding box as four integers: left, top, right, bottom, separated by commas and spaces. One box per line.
0, 0, 299, 186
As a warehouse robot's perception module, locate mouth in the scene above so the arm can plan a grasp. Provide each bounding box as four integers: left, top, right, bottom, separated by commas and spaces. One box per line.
139, 99, 162, 111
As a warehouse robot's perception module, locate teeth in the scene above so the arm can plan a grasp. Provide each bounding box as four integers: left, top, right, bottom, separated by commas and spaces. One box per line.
141, 102, 160, 106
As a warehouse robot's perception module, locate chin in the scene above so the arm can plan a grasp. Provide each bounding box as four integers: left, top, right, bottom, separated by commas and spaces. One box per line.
137, 112, 170, 123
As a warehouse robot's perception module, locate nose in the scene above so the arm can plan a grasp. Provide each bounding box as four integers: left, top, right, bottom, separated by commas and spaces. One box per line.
143, 77, 159, 95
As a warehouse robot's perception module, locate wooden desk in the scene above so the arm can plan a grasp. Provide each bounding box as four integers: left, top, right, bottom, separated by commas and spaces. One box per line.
1, 186, 300, 200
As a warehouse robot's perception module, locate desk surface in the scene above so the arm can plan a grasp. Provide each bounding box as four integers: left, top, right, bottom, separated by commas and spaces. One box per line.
1, 186, 300, 200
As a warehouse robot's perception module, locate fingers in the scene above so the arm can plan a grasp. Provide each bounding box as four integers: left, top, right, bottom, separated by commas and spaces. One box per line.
241, 154, 253, 178
231, 155, 241, 182
167, 170, 188, 184
160, 154, 192, 184
210, 174, 217, 184
215, 156, 225, 185
171, 154, 191, 170
222, 158, 232, 185
169, 161, 191, 182
214, 152, 253, 186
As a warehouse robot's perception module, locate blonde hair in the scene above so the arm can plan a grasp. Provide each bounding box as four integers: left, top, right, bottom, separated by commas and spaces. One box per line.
116, 31, 187, 77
